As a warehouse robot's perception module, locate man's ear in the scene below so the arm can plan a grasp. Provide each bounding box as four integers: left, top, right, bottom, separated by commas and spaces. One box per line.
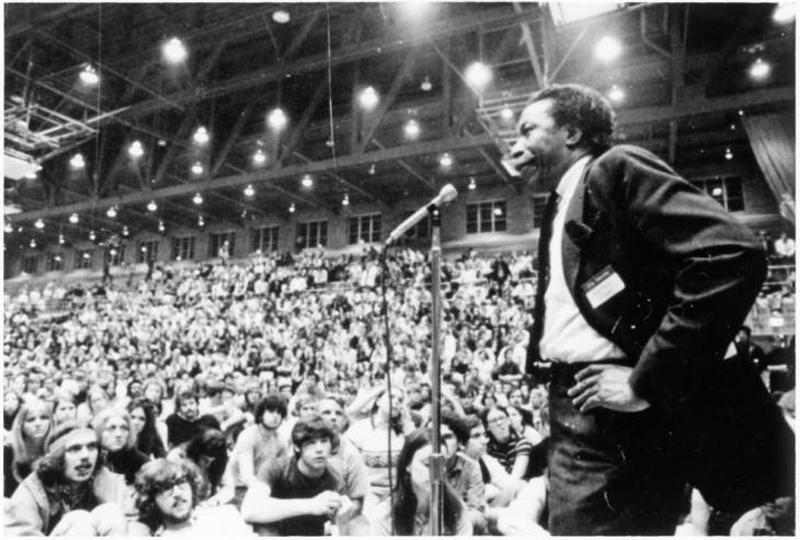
564, 125, 583, 150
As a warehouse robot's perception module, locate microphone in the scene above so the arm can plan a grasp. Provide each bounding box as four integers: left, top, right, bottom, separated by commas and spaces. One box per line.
385, 184, 457, 246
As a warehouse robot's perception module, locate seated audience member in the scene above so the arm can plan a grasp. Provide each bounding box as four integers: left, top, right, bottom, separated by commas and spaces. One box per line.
439, 412, 487, 534
481, 405, 533, 479
76, 384, 113, 426
229, 394, 289, 504
127, 398, 167, 458
168, 429, 234, 507
241, 415, 351, 536
507, 405, 543, 445
4, 399, 53, 498
277, 391, 320, 446
51, 391, 79, 427
93, 409, 150, 486
129, 458, 254, 537
460, 415, 526, 507
4, 421, 128, 536
371, 427, 472, 536
318, 396, 370, 534
165, 391, 220, 449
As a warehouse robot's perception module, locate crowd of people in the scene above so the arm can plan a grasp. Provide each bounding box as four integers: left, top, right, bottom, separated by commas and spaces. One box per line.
2, 244, 795, 536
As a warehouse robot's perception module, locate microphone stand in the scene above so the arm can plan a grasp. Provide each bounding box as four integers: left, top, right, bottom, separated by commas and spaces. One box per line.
428, 203, 444, 536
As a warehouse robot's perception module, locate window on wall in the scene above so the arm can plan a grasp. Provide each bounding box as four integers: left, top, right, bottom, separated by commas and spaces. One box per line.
466, 200, 507, 234
296, 220, 328, 249
693, 176, 745, 212
252, 226, 279, 253
46, 253, 64, 272
172, 236, 195, 261
209, 232, 236, 258
348, 214, 382, 244
532, 194, 549, 228
137, 241, 159, 263
75, 249, 94, 269
107, 245, 126, 266
22, 255, 38, 274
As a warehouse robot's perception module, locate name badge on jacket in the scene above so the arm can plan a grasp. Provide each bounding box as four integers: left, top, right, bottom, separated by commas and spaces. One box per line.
582, 266, 626, 308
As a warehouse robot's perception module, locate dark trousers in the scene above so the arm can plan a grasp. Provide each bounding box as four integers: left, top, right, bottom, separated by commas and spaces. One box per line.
547, 362, 685, 535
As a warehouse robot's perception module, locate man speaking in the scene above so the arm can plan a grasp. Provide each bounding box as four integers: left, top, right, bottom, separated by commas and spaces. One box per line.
509, 84, 793, 535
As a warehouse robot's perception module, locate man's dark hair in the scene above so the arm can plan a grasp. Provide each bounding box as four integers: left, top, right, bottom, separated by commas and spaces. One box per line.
255, 393, 288, 422
441, 411, 471, 446
531, 83, 616, 155
174, 391, 198, 412
291, 414, 339, 456
134, 458, 206, 533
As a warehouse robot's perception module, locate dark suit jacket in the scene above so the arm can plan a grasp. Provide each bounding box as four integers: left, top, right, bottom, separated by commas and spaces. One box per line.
528, 144, 793, 512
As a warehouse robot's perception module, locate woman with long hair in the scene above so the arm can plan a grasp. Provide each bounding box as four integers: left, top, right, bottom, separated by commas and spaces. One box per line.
371, 428, 471, 535
76, 384, 112, 426
4, 399, 53, 497
480, 405, 532, 479
127, 398, 166, 458
92, 409, 150, 485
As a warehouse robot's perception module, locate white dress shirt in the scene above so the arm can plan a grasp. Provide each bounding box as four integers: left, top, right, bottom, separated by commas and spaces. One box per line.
539, 156, 626, 363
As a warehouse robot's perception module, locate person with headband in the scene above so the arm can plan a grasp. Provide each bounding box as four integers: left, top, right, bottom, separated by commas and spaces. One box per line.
3, 421, 129, 536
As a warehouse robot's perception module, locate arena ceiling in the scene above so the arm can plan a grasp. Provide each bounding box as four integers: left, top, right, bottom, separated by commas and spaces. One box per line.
3, 2, 795, 253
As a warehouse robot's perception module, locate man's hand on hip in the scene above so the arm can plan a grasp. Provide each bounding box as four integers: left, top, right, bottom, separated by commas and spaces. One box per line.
568, 364, 650, 413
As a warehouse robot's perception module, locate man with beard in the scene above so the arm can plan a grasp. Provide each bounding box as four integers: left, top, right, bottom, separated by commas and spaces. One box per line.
129, 458, 253, 536
4, 421, 129, 536
241, 415, 350, 536
165, 391, 220, 448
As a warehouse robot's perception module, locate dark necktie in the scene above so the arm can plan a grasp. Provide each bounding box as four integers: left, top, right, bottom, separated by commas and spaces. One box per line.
529, 190, 560, 365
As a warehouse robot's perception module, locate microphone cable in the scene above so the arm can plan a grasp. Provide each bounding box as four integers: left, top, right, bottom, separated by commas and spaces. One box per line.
378, 245, 395, 535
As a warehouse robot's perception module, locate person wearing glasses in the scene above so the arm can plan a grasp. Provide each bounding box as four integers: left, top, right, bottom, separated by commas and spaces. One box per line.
129, 458, 253, 536
480, 405, 532, 480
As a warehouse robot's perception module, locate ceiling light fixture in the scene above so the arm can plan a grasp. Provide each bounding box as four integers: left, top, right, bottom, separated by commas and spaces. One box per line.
106, 206, 117, 218
289, 203, 296, 213
70, 153, 85, 169
158, 219, 165, 233
724, 148, 733, 160
163, 37, 188, 64
608, 84, 625, 102
773, 2, 796, 23
500, 107, 514, 120
342, 193, 350, 207
147, 200, 157, 212
122, 226, 129, 237
34, 219, 44, 229
59, 234, 65, 245
128, 140, 144, 158
468, 177, 476, 190
191, 162, 204, 175
244, 184, 255, 197
301, 175, 313, 188
273, 9, 290, 23
79, 64, 99, 85
420, 76, 432, 92
193, 193, 203, 205
465, 61, 492, 90
89, 230, 96, 241
252, 149, 267, 166
440, 153, 453, 168
749, 58, 771, 80
594, 36, 622, 63
4, 223, 13, 233
69, 213, 79, 224
358, 86, 380, 110
404, 119, 420, 139
198, 215, 205, 227
29, 239, 37, 249
193, 126, 210, 145
267, 108, 288, 131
